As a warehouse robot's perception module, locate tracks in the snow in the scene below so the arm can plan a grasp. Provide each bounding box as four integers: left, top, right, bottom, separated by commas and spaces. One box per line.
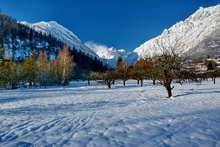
0, 111, 97, 146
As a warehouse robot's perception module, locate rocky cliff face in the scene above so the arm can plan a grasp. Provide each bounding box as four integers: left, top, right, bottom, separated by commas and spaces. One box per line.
130, 4, 220, 63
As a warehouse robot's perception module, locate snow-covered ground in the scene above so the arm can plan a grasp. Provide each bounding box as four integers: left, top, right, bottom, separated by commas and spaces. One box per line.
0, 80, 220, 147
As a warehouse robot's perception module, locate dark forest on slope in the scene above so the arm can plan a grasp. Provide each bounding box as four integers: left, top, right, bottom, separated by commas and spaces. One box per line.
0, 12, 107, 79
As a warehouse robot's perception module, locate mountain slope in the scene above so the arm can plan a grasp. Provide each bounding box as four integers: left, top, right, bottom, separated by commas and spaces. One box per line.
85, 41, 129, 68
130, 4, 220, 63
0, 13, 107, 77
20, 21, 98, 58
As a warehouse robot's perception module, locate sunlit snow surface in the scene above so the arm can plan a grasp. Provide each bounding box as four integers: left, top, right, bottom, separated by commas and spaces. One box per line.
0, 80, 220, 147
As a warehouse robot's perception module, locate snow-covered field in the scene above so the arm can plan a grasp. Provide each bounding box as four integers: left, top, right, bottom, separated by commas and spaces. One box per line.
0, 80, 220, 147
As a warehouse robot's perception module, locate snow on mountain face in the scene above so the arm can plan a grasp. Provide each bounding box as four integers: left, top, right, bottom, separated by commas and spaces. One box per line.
20, 21, 98, 58
131, 4, 220, 63
85, 41, 129, 68
19, 4, 220, 66
20, 21, 129, 68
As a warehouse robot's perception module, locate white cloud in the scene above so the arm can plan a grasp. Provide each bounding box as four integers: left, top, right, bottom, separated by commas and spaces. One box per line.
85, 41, 127, 60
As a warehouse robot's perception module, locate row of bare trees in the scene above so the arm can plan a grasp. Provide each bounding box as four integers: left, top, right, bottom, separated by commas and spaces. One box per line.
88, 50, 220, 98
0, 47, 74, 89
87, 50, 181, 97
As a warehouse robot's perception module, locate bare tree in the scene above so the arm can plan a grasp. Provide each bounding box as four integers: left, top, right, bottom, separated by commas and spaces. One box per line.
93, 71, 117, 89
56, 47, 75, 85
152, 38, 183, 98
37, 50, 50, 87
130, 58, 151, 87
22, 51, 38, 87
116, 57, 129, 86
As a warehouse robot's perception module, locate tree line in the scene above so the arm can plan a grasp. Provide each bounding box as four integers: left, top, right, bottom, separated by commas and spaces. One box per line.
0, 11, 107, 77
0, 47, 74, 89
87, 50, 220, 98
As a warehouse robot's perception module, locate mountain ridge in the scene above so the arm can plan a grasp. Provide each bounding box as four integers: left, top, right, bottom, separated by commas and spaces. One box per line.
0, 13, 107, 77
18, 4, 220, 66
20, 21, 98, 59
130, 4, 220, 63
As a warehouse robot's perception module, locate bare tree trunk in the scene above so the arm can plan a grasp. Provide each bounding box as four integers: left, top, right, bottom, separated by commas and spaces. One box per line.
140, 79, 143, 87
62, 67, 66, 85
107, 81, 111, 88
165, 83, 173, 98
123, 80, 126, 86
29, 81, 32, 88
213, 77, 216, 84
153, 80, 156, 85
11, 83, 17, 89
137, 80, 140, 85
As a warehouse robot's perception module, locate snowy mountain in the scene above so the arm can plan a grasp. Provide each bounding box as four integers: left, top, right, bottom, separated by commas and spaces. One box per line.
85, 41, 129, 68
130, 4, 220, 64
20, 21, 98, 58
19, 4, 220, 66
20, 21, 128, 68
0, 13, 107, 75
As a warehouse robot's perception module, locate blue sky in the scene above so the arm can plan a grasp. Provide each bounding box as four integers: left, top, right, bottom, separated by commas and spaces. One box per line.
1, 0, 220, 51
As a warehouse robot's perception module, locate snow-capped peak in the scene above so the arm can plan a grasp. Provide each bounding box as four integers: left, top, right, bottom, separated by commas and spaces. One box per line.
34, 21, 81, 42
131, 4, 220, 63
20, 21, 98, 58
